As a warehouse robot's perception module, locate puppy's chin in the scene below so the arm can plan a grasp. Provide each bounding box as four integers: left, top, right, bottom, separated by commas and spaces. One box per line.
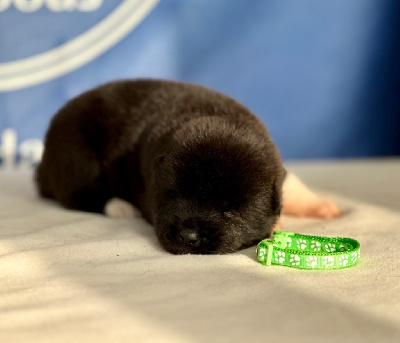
158, 242, 222, 255
156, 230, 270, 255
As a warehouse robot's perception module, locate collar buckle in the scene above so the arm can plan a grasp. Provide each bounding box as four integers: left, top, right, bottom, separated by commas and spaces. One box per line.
257, 239, 275, 266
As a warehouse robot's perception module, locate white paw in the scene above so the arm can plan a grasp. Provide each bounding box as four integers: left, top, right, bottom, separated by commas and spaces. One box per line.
282, 173, 341, 219
104, 198, 141, 219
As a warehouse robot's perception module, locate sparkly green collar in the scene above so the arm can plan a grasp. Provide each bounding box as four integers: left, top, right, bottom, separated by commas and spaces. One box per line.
257, 231, 360, 270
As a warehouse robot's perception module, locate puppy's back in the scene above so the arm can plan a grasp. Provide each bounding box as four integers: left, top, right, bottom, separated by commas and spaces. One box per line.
36, 79, 273, 212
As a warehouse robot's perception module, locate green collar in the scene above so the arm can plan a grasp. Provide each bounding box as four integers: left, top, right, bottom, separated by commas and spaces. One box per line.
257, 231, 360, 270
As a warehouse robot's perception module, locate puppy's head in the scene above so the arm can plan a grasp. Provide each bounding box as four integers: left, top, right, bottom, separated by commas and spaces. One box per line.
149, 123, 285, 254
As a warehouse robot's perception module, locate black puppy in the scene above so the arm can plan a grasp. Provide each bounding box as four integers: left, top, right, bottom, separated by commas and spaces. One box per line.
36, 79, 336, 254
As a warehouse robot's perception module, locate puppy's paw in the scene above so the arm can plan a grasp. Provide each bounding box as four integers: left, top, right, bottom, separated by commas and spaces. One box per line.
282, 196, 341, 219
282, 173, 341, 219
104, 198, 142, 219
309, 198, 341, 219
282, 197, 340, 219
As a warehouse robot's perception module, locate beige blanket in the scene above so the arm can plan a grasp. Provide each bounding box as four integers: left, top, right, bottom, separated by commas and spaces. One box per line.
1, 160, 399, 342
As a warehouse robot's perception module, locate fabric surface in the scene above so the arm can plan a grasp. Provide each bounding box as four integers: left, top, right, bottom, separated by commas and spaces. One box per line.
1, 159, 399, 342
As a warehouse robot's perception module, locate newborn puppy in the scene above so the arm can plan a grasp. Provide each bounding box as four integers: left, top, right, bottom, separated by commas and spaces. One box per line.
36, 79, 337, 254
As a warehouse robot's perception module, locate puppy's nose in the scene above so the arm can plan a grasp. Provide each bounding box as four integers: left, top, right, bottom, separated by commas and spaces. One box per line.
179, 229, 200, 246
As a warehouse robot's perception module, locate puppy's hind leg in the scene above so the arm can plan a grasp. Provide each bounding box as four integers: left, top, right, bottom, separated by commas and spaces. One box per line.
104, 197, 142, 219
282, 173, 341, 219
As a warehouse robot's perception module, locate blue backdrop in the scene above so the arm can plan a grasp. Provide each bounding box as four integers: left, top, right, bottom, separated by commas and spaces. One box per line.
0, 0, 399, 163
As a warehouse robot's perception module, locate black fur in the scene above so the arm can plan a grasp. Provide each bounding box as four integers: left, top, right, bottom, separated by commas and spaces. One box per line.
36, 79, 286, 254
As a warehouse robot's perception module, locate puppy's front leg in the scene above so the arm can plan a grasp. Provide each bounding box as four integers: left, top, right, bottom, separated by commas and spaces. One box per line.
281, 173, 341, 219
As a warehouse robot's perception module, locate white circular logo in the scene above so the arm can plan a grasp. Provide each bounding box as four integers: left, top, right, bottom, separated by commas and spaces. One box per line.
0, 0, 160, 92
0, 0, 103, 12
